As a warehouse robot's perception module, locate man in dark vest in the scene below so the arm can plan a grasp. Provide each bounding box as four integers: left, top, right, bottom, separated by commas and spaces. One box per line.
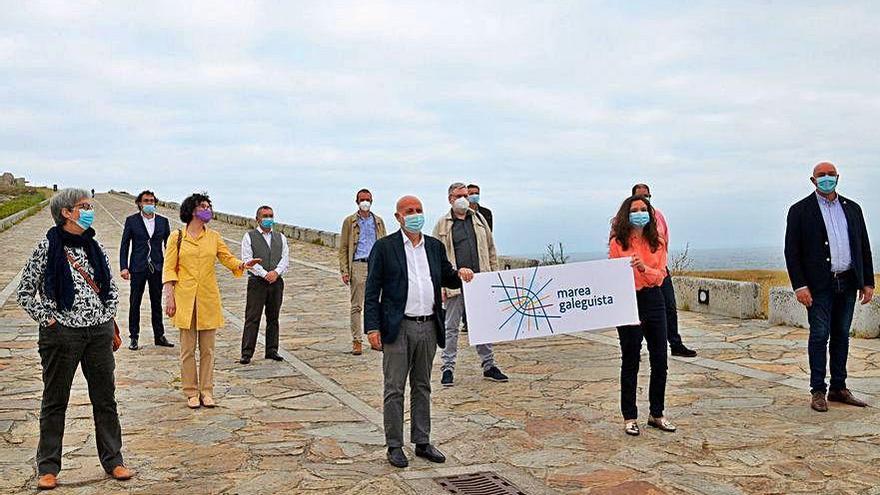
120, 190, 173, 350
240, 205, 290, 364
785, 161, 874, 412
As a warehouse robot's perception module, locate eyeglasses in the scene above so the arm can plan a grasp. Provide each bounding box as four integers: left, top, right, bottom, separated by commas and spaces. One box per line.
73, 202, 94, 210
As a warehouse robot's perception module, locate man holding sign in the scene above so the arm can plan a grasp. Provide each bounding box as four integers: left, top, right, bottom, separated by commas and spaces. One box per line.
433, 182, 508, 386
364, 195, 474, 468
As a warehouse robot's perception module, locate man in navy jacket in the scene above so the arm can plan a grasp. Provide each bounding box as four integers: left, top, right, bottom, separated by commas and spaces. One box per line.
364, 195, 474, 468
785, 162, 874, 412
120, 190, 173, 350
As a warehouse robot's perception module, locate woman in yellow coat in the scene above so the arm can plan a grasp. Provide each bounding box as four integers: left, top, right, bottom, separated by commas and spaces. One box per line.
163, 193, 260, 409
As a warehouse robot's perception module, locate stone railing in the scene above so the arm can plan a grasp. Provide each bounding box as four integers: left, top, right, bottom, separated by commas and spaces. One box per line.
0, 197, 51, 233
769, 287, 880, 338
109, 191, 538, 267
672, 276, 762, 319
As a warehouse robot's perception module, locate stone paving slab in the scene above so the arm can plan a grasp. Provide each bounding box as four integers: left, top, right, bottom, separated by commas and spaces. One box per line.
0, 193, 878, 494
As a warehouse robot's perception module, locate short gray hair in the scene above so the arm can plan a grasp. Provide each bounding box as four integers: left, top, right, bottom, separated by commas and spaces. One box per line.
50, 188, 90, 227
447, 182, 467, 196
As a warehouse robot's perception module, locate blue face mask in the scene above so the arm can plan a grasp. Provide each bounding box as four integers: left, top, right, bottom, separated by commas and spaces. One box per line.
816, 175, 838, 194
142, 205, 157, 215
403, 213, 425, 233
468, 194, 480, 204
260, 218, 275, 229
76, 209, 95, 230
629, 211, 650, 228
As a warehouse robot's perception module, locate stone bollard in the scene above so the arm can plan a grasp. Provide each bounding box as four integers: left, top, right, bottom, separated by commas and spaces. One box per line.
672, 276, 761, 319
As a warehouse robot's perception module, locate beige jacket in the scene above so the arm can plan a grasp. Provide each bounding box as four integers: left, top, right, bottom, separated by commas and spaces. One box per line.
338, 211, 387, 277
432, 208, 497, 297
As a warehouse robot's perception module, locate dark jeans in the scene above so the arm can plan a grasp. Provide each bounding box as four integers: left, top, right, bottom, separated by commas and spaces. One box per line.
128, 269, 165, 340
617, 286, 668, 420
807, 272, 857, 393
241, 276, 284, 359
382, 319, 436, 448
660, 273, 684, 349
37, 320, 123, 475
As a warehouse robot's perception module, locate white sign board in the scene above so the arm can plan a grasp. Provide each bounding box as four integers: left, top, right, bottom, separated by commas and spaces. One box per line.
462, 258, 640, 345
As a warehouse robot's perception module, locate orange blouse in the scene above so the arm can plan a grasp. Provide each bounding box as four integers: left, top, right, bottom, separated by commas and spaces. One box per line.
609, 235, 668, 290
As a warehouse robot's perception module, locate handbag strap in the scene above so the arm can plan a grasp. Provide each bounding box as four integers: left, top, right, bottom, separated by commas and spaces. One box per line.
176, 229, 183, 273
65, 251, 101, 295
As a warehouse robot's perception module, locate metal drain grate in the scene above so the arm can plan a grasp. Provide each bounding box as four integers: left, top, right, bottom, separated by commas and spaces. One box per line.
434, 471, 527, 495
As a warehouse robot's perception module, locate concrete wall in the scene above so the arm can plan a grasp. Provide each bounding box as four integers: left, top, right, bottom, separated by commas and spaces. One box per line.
672, 276, 762, 319
0, 198, 50, 233
769, 287, 880, 338
110, 191, 538, 267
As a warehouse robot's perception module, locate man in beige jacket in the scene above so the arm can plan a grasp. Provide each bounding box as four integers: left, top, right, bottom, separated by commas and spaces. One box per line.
339, 188, 387, 355
433, 182, 508, 386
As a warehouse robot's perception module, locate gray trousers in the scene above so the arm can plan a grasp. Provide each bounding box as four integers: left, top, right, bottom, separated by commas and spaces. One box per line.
382, 319, 436, 448
442, 295, 495, 373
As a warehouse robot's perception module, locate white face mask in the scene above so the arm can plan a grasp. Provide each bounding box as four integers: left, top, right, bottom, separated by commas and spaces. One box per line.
358, 201, 371, 212
452, 197, 470, 212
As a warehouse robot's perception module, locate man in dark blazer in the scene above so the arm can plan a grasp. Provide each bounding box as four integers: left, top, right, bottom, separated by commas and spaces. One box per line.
120, 190, 173, 350
364, 195, 474, 468
785, 162, 874, 412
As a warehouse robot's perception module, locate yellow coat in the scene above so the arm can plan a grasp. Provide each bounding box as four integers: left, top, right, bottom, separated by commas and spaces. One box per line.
163, 228, 244, 330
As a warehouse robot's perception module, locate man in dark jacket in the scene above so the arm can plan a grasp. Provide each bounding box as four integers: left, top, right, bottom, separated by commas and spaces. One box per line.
784, 162, 874, 412
120, 190, 173, 350
364, 195, 474, 468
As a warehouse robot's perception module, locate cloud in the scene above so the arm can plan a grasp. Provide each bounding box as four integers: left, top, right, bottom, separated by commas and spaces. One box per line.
3, 1, 879, 256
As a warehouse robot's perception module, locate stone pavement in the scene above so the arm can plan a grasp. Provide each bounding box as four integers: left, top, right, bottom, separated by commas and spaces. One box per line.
0, 193, 878, 494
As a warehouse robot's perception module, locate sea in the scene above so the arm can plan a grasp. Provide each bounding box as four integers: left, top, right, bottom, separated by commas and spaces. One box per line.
530, 246, 880, 271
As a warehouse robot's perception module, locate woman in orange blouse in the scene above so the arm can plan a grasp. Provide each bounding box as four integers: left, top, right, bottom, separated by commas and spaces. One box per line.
609, 195, 676, 436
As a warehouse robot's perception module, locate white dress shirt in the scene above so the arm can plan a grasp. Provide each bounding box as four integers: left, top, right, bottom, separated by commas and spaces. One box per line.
241, 229, 290, 278
403, 233, 434, 317
141, 213, 156, 238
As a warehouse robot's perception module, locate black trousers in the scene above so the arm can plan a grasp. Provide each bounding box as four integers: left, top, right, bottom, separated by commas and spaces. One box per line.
37, 320, 123, 475
128, 269, 165, 340
617, 286, 668, 420
660, 273, 683, 349
241, 276, 284, 359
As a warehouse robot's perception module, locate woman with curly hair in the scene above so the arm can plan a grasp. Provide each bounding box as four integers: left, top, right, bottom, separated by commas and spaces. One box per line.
163, 192, 260, 409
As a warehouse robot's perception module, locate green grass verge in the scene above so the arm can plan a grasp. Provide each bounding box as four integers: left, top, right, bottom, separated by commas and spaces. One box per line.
0, 192, 47, 219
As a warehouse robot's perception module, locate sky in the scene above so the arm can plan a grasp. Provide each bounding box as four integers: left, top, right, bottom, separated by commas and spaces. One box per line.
3, 1, 879, 257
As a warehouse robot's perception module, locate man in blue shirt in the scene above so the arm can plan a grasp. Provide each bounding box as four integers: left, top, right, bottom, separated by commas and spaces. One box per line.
785, 162, 874, 412
339, 189, 387, 355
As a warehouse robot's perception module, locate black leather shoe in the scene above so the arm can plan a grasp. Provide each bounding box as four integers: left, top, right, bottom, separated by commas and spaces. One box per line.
671, 346, 697, 357
128, 338, 138, 351
154, 336, 174, 348
239, 357, 251, 365
387, 447, 408, 468
266, 354, 284, 361
414, 443, 446, 463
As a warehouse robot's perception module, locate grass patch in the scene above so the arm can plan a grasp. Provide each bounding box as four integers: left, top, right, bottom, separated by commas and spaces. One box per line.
0, 191, 47, 219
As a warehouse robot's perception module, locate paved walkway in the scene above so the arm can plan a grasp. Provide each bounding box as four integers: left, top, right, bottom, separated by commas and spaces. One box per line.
0, 193, 878, 494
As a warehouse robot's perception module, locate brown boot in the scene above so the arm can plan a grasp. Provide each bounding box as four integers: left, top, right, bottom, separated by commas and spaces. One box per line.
811, 391, 828, 412
37, 473, 57, 490
352, 341, 363, 356
828, 388, 868, 407
110, 465, 133, 481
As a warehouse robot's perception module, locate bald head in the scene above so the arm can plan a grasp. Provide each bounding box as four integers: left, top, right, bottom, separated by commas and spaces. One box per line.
396, 195, 422, 215
813, 162, 838, 178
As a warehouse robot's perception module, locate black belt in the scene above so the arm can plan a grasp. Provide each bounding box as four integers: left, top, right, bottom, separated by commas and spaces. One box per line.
353, 258, 368, 263
403, 314, 434, 322
832, 269, 853, 279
